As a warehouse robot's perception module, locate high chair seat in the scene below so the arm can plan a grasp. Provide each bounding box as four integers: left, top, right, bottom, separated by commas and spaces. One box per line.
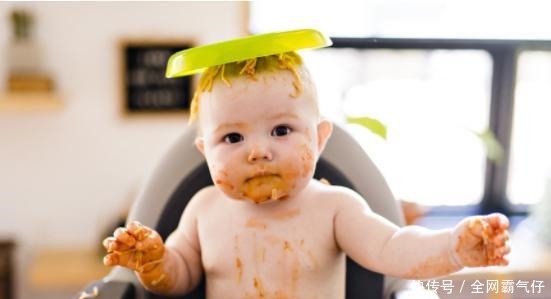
76, 123, 437, 299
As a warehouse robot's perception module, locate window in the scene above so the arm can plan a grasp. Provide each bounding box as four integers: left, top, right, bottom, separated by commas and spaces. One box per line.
250, 1, 551, 40
508, 51, 551, 205
303, 49, 492, 206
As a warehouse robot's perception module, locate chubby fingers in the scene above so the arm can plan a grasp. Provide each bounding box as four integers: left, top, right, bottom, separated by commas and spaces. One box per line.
103, 221, 164, 270
114, 227, 137, 247
102, 222, 141, 268
489, 230, 511, 266
103, 236, 132, 253
103, 252, 120, 266
490, 230, 510, 247
466, 214, 509, 239
135, 230, 163, 251
103, 250, 143, 270
127, 220, 152, 241
484, 213, 509, 231
490, 244, 511, 266
483, 214, 511, 266
466, 217, 489, 238
102, 227, 137, 261
102, 233, 136, 268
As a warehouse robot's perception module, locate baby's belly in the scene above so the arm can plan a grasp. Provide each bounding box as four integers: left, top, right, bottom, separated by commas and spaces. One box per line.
205, 261, 345, 299
202, 236, 346, 299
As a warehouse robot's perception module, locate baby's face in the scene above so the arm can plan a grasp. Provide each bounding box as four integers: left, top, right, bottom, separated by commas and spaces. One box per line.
196, 70, 329, 204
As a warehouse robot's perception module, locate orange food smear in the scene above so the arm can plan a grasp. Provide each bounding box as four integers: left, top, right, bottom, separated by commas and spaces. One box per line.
253, 277, 266, 298
246, 218, 268, 229
283, 241, 293, 252
405, 253, 457, 279
468, 218, 501, 263
291, 258, 300, 296
215, 178, 235, 191
455, 217, 507, 266
260, 247, 266, 263
271, 208, 301, 220
242, 175, 287, 203
272, 290, 291, 299
236, 257, 243, 283
299, 145, 314, 177
234, 235, 243, 284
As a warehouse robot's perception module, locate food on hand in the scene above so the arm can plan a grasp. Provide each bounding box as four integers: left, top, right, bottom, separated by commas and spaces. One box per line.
102, 221, 165, 273
453, 213, 510, 267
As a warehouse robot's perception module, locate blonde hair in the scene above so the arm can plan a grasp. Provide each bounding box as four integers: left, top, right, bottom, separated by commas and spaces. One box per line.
189, 52, 305, 122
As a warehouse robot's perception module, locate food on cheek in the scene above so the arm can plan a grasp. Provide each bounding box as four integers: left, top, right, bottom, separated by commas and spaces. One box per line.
213, 168, 235, 190
213, 143, 314, 204
213, 168, 239, 199
299, 144, 314, 177
215, 178, 235, 191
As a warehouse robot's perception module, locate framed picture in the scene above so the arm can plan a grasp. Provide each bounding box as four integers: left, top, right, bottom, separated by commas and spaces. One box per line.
120, 40, 193, 115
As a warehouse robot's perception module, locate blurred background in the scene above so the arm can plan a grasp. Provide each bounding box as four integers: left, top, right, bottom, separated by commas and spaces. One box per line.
1, 1, 551, 299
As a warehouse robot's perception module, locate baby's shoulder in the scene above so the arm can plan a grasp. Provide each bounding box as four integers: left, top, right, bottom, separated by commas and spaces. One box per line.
185, 185, 221, 213
308, 179, 370, 209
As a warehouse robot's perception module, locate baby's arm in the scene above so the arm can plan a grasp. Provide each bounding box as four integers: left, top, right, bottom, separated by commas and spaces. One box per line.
103, 195, 203, 294
334, 188, 510, 279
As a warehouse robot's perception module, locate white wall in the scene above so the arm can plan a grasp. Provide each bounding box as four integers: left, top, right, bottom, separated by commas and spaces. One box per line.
0, 2, 246, 298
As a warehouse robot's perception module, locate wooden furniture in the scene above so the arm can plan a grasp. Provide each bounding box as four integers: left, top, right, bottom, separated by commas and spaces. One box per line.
29, 248, 110, 293
0, 92, 62, 112
0, 241, 15, 299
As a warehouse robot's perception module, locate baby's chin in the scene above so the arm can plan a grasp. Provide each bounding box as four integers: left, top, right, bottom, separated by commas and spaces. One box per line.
219, 176, 297, 204
244, 187, 289, 204
240, 184, 290, 204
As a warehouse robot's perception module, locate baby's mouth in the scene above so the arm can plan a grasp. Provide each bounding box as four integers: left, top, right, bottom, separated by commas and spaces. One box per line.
242, 172, 287, 203
245, 171, 280, 182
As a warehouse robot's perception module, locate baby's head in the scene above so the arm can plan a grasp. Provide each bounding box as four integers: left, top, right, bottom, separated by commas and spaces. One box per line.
193, 52, 333, 204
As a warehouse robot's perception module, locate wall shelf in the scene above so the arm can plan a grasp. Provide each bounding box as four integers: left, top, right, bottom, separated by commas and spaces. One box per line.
0, 92, 62, 112
29, 248, 109, 291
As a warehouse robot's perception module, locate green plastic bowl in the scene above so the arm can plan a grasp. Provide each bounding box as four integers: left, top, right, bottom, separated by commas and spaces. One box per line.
165, 29, 332, 78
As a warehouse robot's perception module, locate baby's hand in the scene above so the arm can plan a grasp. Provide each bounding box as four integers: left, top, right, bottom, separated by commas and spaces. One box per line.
103, 221, 165, 273
452, 213, 511, 267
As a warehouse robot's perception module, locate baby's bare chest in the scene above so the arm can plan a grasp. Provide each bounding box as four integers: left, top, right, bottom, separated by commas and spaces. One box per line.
197, 204, 341, 290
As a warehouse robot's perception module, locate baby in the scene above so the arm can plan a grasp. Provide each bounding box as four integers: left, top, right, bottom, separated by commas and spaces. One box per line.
103, 52, 511, 299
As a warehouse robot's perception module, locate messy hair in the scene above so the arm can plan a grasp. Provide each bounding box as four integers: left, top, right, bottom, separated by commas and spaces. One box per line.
189, 52, 304, 122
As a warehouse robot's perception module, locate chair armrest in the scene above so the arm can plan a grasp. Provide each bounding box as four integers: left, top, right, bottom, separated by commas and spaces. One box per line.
74, 280, 135, 299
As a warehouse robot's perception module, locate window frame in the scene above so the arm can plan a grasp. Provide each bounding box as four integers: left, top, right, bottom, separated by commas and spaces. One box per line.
329, 37, 551, 217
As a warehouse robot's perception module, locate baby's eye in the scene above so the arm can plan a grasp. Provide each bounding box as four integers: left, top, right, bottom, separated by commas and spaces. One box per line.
223, 133, 244, 144
271, 125, 292, 137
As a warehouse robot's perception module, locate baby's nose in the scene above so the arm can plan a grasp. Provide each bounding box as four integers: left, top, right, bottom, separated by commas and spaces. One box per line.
247, 146, 273, 163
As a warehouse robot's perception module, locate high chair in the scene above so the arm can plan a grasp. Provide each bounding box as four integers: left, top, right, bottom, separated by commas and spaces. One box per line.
77, 123, 438, 299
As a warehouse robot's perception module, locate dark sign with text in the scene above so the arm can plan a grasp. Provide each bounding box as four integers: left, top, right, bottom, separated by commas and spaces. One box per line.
122, 42, 192, 113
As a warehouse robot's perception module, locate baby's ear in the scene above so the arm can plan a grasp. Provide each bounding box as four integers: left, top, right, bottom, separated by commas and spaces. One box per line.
316, 119, 333, 154
194, 137, 205, 155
